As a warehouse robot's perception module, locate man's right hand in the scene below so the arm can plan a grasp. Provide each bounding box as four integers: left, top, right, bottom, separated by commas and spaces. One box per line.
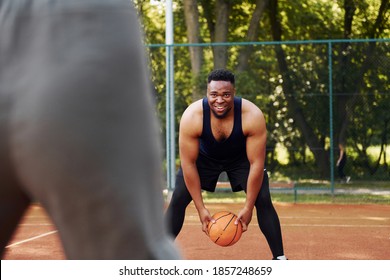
197, 207, 215, 235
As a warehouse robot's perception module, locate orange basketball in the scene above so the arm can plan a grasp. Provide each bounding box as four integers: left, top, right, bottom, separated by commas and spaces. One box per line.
207, 211, 242, 247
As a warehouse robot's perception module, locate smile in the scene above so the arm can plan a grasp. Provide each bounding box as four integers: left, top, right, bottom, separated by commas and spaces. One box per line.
214, 106, 225, 112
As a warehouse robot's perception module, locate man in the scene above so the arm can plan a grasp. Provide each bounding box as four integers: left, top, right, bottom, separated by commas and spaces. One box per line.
336, 143, 350, 183
166, 69, 287, 260
0, 0, 180, 259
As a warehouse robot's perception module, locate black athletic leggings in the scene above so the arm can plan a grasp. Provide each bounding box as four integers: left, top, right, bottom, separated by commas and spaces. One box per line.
166, 158, 284, 258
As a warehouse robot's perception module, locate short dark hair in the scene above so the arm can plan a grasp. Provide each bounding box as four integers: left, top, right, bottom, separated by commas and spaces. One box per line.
207, 69, 235, 85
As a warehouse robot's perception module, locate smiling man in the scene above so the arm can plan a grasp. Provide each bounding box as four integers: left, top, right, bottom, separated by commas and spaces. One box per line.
166, 69, 287, 260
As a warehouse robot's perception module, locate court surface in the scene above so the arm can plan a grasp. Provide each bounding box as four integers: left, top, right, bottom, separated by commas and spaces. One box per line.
3, 202, 390, 260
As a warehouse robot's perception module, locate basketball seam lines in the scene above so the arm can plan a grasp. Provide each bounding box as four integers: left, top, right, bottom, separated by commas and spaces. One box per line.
225, 215, 238, 246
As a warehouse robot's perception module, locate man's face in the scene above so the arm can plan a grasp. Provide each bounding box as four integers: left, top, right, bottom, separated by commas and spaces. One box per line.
207, 80, 235, 119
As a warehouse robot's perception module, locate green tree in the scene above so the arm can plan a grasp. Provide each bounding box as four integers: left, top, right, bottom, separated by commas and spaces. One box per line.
134, 0, 389, 179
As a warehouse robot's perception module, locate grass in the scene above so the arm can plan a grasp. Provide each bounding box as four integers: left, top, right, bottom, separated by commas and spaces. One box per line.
202, 191, 390, 204
270, 193, 390, 204
165, 180, 390, 205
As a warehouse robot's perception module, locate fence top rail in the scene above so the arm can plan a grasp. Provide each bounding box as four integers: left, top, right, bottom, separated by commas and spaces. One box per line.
147, 38, 390, 48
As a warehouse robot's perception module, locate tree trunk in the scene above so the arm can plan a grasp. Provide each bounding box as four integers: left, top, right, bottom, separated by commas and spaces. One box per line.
199, 0, 215, 41
335, 0, 356, 147
183, 0, 203, 101
338, 0, 389, 146
213, 0, 230, 69
236, 0, 269, 73
269, 0, 330, 177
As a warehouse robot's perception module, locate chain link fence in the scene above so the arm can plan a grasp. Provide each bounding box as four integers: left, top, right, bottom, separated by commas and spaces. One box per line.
147, 39, 390, 198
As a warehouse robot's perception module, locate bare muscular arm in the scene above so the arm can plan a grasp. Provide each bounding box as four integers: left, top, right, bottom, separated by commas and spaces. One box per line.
236, 100, 267, 231
179, 101, 213, 233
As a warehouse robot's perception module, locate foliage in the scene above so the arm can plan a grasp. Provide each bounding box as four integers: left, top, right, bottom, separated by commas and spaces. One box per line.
134, 0, 390, 181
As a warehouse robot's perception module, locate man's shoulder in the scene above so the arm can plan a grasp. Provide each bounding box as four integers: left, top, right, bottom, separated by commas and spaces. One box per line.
241, 98, 262, 114
191, 98, 204, 108
180, 99, 203, 126
184, 99, 203, 115
240, 98, 265, 133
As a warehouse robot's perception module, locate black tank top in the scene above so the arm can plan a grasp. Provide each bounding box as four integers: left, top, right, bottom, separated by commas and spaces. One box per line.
199, 97, 247, 161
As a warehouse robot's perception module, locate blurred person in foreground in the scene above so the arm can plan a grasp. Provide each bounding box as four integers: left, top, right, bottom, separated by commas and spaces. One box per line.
0, 0, 180, 260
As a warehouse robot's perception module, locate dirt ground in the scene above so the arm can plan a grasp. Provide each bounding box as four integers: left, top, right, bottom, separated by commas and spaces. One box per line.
3, 202, 390, 260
